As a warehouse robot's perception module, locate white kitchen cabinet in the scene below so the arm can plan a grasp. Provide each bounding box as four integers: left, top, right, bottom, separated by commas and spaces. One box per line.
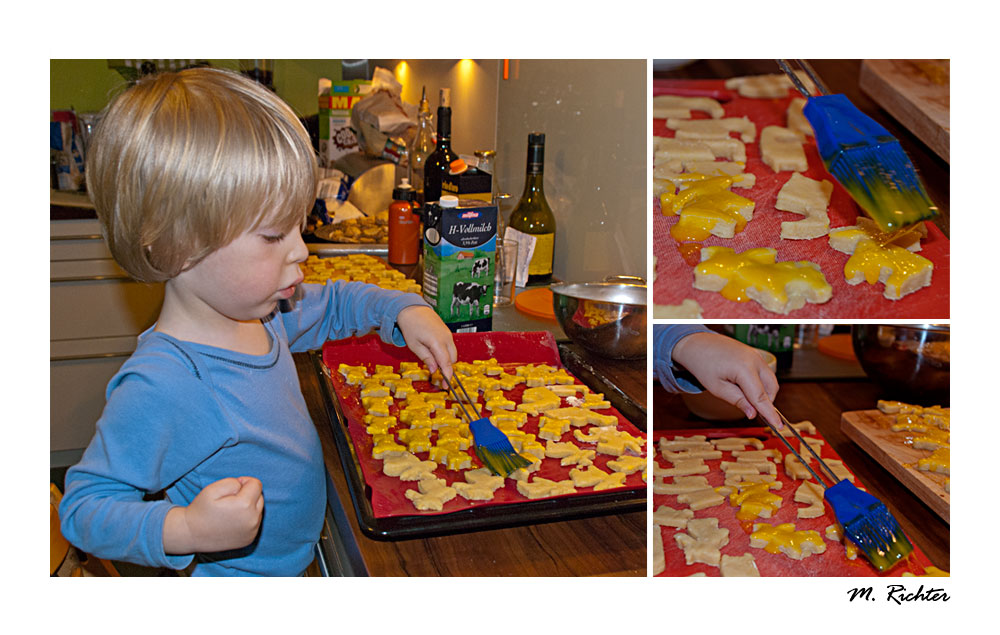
50, 203, 164, 467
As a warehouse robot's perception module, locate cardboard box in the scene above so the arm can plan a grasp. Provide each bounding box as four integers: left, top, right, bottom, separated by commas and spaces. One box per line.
422, 199, 498, 333
318, 81, 370, 168
442, 168, 492, 202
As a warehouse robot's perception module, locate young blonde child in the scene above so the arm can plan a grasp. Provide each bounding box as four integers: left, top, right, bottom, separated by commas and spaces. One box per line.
59, 68, 456, 576
653, 324, 781, 428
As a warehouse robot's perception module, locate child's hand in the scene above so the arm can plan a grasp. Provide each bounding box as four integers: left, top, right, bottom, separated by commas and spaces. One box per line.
163, 476, 264, 555
671, 331, 782, 429
396, 305, 458, 378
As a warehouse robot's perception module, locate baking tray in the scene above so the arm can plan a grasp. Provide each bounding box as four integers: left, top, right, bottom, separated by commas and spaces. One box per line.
652, 427, 938, 576
652, 78, 949, 319
313, 332, 646, 541
557, 341, 647, 428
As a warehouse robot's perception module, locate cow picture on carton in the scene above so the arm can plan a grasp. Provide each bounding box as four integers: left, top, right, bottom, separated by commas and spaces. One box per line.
471, 257, 489, 278
422, 198, 498, 333
451, 281, 490, 318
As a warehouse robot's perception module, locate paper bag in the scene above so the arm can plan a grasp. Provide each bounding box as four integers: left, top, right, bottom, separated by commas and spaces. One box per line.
350, 67, 417, 163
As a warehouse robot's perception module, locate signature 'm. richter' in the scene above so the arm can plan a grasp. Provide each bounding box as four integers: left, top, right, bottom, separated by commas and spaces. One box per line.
847, 584, 950, 604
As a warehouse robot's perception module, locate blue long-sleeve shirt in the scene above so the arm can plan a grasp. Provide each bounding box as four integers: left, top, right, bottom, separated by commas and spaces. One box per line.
652, 324, 711, 394
59, 280, 427, 576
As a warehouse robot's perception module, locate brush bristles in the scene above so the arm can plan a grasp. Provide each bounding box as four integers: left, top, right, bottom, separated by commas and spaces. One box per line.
844, 504, 914, 572
826, 143, 937, 232
476, 446, 533, 477
470, 418, 533, 477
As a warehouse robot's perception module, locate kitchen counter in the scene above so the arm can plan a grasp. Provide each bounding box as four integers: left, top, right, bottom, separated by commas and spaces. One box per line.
652, 380, 949, 572
294, 299, 646, 576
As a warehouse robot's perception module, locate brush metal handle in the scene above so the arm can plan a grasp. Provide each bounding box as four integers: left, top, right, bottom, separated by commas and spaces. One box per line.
452, 373, 481, 415
757, 414, 830, 487
442, 374, 478, 424
776, 59, 814, 97
776, 59, 829, 97
773, 407, 842, 485
794, 59, 830, 96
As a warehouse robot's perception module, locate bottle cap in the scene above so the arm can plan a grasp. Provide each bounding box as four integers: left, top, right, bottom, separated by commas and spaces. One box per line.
448, 158, 468, 175
440, 195, 459, 208
439, 87, 451, 108
528, 132, 545, 146
392, 178, 415, 201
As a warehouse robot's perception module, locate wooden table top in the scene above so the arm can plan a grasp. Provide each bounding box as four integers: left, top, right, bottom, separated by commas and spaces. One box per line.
295, 347, 647, 577
652, 379, 950, 572
654, 59, 950, 238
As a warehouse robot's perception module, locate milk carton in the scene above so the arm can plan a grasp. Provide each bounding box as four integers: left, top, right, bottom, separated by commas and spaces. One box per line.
318, 80, 369, 168
422, 196, 497, 333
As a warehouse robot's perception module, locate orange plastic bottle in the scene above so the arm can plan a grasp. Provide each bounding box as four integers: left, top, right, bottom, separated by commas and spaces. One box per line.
388, 179, 420, 265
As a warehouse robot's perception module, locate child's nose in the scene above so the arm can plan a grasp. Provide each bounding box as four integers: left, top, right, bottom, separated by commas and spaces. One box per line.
288, 230, 308, 264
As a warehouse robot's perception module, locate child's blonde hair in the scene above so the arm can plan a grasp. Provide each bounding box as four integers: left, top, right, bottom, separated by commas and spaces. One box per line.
86, 67, 317, 283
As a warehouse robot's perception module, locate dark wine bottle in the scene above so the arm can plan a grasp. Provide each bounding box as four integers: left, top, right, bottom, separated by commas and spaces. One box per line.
423, 88, 458, 205
507, 132, 556, 284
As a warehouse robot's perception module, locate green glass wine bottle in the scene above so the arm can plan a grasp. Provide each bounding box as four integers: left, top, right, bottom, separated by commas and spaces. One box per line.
508, 132, 555, 284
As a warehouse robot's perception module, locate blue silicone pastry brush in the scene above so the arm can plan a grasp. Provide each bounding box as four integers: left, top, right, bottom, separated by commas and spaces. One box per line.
760, 407, 914, 572
443, 372, 532, 477
777, 59, 938, 233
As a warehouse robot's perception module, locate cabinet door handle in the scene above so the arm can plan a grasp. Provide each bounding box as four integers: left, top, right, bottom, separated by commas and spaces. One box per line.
50, 234, 104, 241
50, 274, 132, 283
50, 350, 133, 362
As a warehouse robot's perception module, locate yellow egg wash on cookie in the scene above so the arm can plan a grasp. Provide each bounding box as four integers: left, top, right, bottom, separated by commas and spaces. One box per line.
844, 239, 933, 294
728, 481, 784, 521
916, 448, 950, 475
695, 247, 831, 308
750, 523, 826, 559
659, 174, 755, 243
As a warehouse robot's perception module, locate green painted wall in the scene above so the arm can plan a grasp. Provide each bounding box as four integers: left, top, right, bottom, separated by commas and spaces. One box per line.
50, 59, 345, 117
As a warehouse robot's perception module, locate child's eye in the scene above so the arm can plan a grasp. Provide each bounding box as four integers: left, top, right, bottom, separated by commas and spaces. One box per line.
262, 233, 285, 244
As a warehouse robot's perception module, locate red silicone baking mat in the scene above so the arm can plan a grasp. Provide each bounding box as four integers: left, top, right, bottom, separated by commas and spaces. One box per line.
652, 428, 938, 577
652, 79, 949, 319
320, 332, 646, 522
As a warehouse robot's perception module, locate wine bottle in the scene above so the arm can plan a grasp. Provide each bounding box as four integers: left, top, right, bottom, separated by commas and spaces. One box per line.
423, 88, 458, 205
508, 132, 556, 284
408, 86, 435, 207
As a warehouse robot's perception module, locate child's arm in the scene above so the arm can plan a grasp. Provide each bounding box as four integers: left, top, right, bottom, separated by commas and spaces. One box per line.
653, 325, 781, 429
670, 330, 781, 429
281, 280, 455, 375
162, 476, 264, 554
59, 358, 241, 569
395, 305, 457, 377
652, 324, 713, 392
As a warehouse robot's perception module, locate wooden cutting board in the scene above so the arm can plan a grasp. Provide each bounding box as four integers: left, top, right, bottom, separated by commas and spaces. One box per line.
841, 409, 949, 522
859, 59, 950, 162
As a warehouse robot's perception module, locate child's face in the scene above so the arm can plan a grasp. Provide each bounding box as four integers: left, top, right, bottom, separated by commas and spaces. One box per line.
175, 219, 308, 322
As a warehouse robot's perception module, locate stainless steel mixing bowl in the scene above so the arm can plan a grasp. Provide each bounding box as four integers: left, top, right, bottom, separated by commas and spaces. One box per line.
851, 324, 950, 405
550, 276, 646, 360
